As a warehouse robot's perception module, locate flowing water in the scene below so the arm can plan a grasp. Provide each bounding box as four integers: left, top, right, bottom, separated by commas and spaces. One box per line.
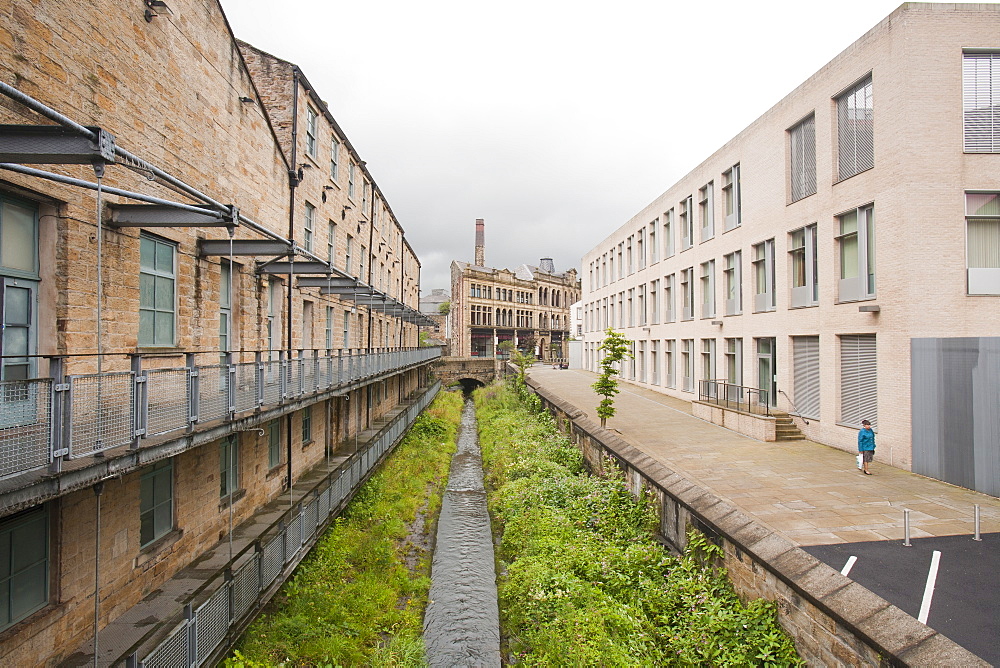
423, 398, 501, 667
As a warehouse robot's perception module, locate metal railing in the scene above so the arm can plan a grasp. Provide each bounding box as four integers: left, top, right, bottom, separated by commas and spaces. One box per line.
0, 347, 441, 482
126, 381, 440, 668
697, 379, 771, 416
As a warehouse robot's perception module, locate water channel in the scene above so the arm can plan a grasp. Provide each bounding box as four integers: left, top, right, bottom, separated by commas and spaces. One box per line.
423, 398, 501, 667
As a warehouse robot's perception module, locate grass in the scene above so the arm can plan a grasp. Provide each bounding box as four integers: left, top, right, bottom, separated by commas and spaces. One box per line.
224, 390, 463, 668
475, 380, 803, 667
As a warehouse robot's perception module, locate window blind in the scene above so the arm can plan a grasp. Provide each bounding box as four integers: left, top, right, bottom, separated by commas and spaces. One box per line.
793, 336, 821, 420
963, 52, 1000, 153
789, 115, 817, 202
837, 76, 874, 179
840, 334, 877, 428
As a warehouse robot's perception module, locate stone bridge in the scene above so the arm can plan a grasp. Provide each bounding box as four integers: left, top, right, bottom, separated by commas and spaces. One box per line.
434, 356, 503, 392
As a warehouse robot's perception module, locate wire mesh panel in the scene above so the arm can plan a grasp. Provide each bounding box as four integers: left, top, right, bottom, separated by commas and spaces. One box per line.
233, 362, 258, 414
287, 360, 301, 399
195, 582, 230, 664
261, 533, 283, 589
145, 368, 189, 438
197, 365, 229, 423
302, 359, 317, 395
319, 486, 331, 519
305, 499, 319, 536
261, 361, 281, 407
0, 379, 51, 479
285, 514, 302, 561
68, 372, 134, 457
232, 553, 260, 624
142, 620, 189, 668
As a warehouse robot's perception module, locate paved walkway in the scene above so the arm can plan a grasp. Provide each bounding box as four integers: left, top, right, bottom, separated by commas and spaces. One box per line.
527, 367, 1000, 546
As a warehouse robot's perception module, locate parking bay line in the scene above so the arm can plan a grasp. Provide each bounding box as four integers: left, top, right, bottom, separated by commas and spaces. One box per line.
917, 550, 942, 625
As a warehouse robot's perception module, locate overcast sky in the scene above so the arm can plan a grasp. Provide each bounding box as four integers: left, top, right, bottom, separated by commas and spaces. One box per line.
222, 0, 966, 294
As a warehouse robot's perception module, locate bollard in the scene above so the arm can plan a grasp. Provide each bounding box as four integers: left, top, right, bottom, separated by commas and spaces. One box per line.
903, 508, 912, 547
974, 504, 982, 541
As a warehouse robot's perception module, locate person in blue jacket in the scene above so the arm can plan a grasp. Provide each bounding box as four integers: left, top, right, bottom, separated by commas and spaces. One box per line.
858, 419, 875, 475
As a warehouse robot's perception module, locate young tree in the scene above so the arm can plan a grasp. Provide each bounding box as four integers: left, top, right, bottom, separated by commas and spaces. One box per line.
591, 328, 633, 429
499, 339, 534, 383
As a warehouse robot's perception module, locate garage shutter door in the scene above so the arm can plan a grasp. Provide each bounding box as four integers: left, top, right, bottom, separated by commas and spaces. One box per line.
793, 336, 820, 419
840, 334, 877, 428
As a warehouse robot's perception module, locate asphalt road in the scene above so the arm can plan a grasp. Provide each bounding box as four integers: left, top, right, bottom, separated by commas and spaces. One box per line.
804, 532, 1000, 665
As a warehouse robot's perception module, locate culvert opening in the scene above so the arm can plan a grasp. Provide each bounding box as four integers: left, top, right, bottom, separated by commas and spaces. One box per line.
457, 378, 485, 396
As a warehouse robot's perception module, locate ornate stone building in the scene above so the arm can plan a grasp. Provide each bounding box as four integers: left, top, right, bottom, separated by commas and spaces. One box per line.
450, 219, 580, 360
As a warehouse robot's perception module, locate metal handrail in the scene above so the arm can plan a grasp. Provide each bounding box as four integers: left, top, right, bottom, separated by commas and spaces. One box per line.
777, 389, 810, 425
697, 379, 770, 416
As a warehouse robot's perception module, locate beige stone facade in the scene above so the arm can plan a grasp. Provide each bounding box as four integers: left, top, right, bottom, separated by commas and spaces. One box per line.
0, 1, 434, 664
581, 3, 1000, 490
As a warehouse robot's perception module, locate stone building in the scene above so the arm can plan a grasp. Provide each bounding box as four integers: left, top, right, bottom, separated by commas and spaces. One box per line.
419, 288, 450, 348
450, 219, 580, 360
0, 1, 436, 665
580, 3, 1000, 495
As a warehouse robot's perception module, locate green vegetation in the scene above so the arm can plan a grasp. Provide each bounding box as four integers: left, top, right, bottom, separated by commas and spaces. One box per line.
592, 328, 633, 428
226, 391, 463, 667
475, 381, 802, 666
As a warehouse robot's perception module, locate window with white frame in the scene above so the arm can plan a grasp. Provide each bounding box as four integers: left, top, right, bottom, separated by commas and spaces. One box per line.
267, 278, 281, 359
0, 507, 48, 631
617, 243, 624, 279
328, 221, 336, 265
649, 279, 659, 324
723, 251, 742, 316
836, 204, 875, 302
637, 229, 645, 270
649, 219, 658, 264
722, 164, 741, 231
701, 338, 716, 392
139, 234, 177, 347
330, 137, 340, 179
348, 162, 356, 200
650, 340, 659, 385
665, 339, 676, 388
681, 339, 694, 392
836, 75, 874, 180
637, 341, 646, 382
752, 239, 775, 312
140, 459, 173, 547
345, 235, 353, 274
627, 288, 635, 326
663, 208, 675, 258
963, 52, 1000, 153
305, 106, 318, 158
0, 195, 39, 381
789, 223, 818, 307
325, 306, 334, 349
725, 337, 742, 386
617, 292, 624, 328
699, 182, 714, 241
343, 310, 351, 347
303, 201, 315, 252
965, 192, 1000, 294
681, 267, 694, 320
664, 274, 675, 323
700, 260, 715, 318
219, 261, 231, 354
680, 196, 693, 250
626, 235, 634, 274
638, 284, 646, 325
789, 115, 817, 202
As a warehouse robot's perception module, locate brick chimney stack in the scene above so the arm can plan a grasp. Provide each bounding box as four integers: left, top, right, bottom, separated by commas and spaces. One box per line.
474, 218, 485, 267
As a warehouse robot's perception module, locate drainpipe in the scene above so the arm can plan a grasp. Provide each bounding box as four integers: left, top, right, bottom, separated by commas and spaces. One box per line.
286, 68, 301, 499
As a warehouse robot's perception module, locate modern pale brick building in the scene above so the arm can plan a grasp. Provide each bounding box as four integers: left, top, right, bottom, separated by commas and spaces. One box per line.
581, 3, 1000, 496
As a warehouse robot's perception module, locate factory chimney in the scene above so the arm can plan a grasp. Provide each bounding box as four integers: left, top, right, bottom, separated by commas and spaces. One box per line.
474, 218, 485, 267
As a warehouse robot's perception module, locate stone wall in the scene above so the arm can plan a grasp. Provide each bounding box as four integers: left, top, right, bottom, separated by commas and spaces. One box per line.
526, 378, 986, 667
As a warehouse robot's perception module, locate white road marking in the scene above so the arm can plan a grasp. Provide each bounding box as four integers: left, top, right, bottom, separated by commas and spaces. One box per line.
918, 550, 942, 625
841, 555, 858, 576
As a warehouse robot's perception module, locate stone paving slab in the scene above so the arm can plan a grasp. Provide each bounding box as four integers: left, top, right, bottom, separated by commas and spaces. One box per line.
527, 367, 1000, 546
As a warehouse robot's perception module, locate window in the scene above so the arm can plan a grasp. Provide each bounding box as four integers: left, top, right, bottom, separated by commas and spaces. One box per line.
345, 235, 353, 274
665, 339, 676, 388
752, 239, 775, 312
650, 340, 659, 385
302, 300, 313, 349
701, 338, 717, 390
723, 251, 742, 316
268, 419, 281, 469
325, 306, 334, 349
303, 201, 315, 252
793, 336, 820, 420
789, 115, 816, 202
681, 267, 694, 320
302, 406, 312, 443
617, 243, 624, 279
722, 164, 741, 231
699, 182, 714, 241
649, 279, 659, 324
649, 220, 658, 264
637, 229, 646, 270
837, 75, 874, 180
267, 279, 281, 359
700, 260, 715, 318
681, 339, 694, 392
0, 197, 38, 382
840, 334, 876, 428
617, 292, 624, 328
964, 52, 1000, 152
362, 180, 370, 216
219, 262, 231, 354
725, 338, 743, 386
328, 221, 336, 265
343, 311, 351, 347
637, 341, 646, 382
680, 196, 693, 250
348, 162, 356, 200
663, 274, 675, 323
220, 436, 238, 500
0, 508, 48, 631
359, 245, 366, 280
836, 205, 875, 302
305, 106, 318, 158
966, 192, 1000, 294
663, 208, 675, 258
627, 288, 635, 326
789, 224, 818, 307
626, 236, 634, 274
139, 234, 176, 347
140, 459, 173, 547
637, 284, 646, 325
330, 137, 340, 179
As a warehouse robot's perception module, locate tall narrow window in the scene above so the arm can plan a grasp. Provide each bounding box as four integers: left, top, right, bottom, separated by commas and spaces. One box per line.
139, 234, 176, 347
681, 339, 694, 392
752, 239, 775, 312
963, 52, 1000, 153
627, 288, 635, 326
650, 340, 659, 385
220, 436, 239, 500
701, 338, 717, 390
649, 279, 659, 324
348, 162, 356, 200
649, 219, 658, 264
699, 182, 714, 241
680, 196, 693, 250
722, 164, 741, 231
789, 115, 817, 202
723, 251, 742, 316
268, 419, 281, 469
681, 268, 694, 320
663, 208, 675, 258
637, 341, 646, 383
840, 334, 877, 428
793, 336, 821, 420
328, 221, 337, 265
626, 236, 634, 274
617, 243, 624, 279
303, 201, 315, 252
700, 260, 715, 318
267, 278, 281, 358
725, 338, 743, 385
789, 223, 819, 307
965, 192, 1000, 294
637, 284, 646, 325
302, 405, 312, 443
325, 306, 334, 350
343, 310, 351, 347
665, 339, 676, 388
305, 106, 318, 158
330, 137, 340, 179
637, 229, 645, 270
0, 507, 48, 631
837, 75, 874, 180
140, 459, 173, 547
836, 205, 875, 302
664, 274, 675, 323
1, 195, 39, 381
219, 262, 231, 353
345, 235, 354, 274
